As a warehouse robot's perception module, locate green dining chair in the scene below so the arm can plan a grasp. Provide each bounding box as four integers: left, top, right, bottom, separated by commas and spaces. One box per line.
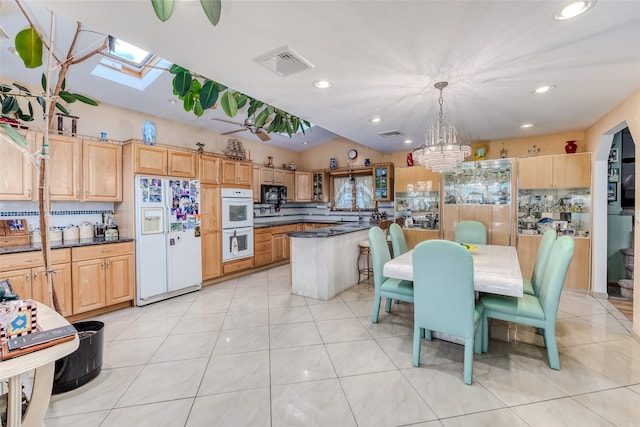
389, 223, 408, 257
412, 240, 484, 385
455, 220, 487, 245
480, 236, 575, 370
369, 226, 414, 323
523, 229, 557, 295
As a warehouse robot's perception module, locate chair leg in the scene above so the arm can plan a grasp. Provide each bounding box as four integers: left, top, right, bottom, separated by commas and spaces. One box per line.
464, 338, 474, 385
474, 323, 482, 355
385, 297, 392, 313
482, 315, 489, 353
413, 327, 422, 367
372, 297, 381, 323
544, 328, 560, 370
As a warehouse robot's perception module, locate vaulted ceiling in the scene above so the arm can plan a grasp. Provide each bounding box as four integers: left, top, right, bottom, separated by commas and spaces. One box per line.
1, 1, 639, 152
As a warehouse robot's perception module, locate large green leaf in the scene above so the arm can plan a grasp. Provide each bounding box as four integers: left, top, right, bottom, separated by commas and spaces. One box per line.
41, 74, 47, 91
12, 83, 31, 93
169, 64, 187, 75
254, 108, 270, 128
220, 91, 237, 117
15, 27, 42, 69
190, 79, 202, 96
235, 93, 248, 109
182, 93, 195, 112
0, 123, 29, 147
59, 90, 77, 104
151, 0, 175, 22
194, 100, 204, 117
2, 97, 19, 115
199, 80, 219, 109
173, 71, 192, 97
200, 0, 222, 26
55, 102, 70, 115
73, 93, 99, 106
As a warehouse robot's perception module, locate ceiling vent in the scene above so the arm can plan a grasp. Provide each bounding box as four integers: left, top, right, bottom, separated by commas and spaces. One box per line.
254, 46, 315, 77
378, 130, 403, 138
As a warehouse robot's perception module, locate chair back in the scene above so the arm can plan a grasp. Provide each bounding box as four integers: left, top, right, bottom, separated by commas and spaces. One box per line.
412, 240, 475, 338
368, 226, 392, 290
389, 223, 408, 257
395, 217, 405, 228
378, 220, 393, 235
537, 236, 575, 319
531, 229, 557, 295
455, 220, 487, 245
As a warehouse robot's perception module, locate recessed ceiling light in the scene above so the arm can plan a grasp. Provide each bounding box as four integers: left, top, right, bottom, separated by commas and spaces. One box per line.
403, 139, 413, 144
369, 117, 382, 124
554, 1, 596, 20
313, 80, 332, 89
303, 141, 308, 145
532, 85, 556, 94
520, 123, 534, 129
168, 99, 177, 104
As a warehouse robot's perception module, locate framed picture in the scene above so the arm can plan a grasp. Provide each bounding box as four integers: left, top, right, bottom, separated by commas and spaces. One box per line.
608, 167, 620, 183
608, 147, 619, 163
607, 182, 617, 202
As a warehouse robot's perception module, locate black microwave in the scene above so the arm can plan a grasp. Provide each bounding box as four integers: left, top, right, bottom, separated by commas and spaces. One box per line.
261, 184, 287, 205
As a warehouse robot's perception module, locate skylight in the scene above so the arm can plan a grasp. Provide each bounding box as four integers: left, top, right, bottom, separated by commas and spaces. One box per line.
106, 38, 152, 67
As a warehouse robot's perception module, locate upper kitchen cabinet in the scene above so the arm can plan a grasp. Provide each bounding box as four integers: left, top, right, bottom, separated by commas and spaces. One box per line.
373, 163, 394, 201
260, 167, 285, 185
294, 171, 312, 202
395, 166, 440, 193
312, 171, 328, 202
519, 153, 591, 189
199, 154, 220, 184
132, 143, 198, 178
44, 135, 81, 201
221, 159, 252, 186
285, 171, 295, 202
0, 130, 39, 201
83, 140, 122, 201
252, 164, 261, 202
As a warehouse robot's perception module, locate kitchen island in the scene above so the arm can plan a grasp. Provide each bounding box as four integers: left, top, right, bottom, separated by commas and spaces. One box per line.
288, 222, 371, 300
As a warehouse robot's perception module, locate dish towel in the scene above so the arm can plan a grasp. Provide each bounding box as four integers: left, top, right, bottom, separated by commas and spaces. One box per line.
231, 233, 239, 255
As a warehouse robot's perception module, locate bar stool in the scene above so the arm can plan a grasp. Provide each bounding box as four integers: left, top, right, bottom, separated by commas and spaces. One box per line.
358, 239, 373, 283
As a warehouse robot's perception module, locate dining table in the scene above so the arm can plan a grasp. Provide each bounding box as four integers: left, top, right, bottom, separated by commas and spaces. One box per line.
383, 244, 524, 297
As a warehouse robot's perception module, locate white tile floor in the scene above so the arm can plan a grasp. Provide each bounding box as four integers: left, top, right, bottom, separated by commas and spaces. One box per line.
44, 265, 640, 426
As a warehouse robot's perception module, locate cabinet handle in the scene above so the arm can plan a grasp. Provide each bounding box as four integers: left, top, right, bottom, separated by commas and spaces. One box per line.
76, 191, 80, 199
107, 260, 111, 269
25, 272, 30, 282
85, 191, 89, 198
27, 189, 32, 198
101, 260, 105, 269
33, 271, 38, 280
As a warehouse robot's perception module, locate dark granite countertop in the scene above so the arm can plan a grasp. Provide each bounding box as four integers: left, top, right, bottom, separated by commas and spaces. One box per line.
254, 219, 346, 229
0, 237, 135, 255
287, 222, 372, 238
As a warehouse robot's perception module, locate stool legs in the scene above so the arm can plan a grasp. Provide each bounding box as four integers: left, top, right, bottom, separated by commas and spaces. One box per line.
358, 246, 372, 283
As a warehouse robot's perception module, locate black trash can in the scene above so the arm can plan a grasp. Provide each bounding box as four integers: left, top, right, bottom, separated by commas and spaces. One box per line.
52, 320, 105, 394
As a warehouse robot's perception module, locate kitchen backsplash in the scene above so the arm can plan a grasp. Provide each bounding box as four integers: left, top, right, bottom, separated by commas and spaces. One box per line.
0, 201, 114, 231
253, 202, 394, 225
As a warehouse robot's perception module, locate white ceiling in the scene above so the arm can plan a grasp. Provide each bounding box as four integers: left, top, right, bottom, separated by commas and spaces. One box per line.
1, 1, 639, 153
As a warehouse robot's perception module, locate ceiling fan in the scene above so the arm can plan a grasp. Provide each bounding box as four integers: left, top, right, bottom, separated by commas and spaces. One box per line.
212, 116, 271, 142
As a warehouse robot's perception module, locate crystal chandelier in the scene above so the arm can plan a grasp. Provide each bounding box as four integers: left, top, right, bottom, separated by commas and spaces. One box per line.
413, 82, 471, 173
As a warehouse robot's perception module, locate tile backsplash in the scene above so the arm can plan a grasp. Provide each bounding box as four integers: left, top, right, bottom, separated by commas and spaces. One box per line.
0, 201, 114, 231
253, 201, 394, 225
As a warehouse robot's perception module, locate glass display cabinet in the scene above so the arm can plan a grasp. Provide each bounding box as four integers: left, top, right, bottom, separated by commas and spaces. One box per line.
373, 164, 394, 201
443, 158, 512, 206
517, 188, 591, 237
312, 171, 327, 202
394, 190, 439, 230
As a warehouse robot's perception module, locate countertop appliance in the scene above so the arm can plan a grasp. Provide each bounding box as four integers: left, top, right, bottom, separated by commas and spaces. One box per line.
222, 188, 254, 261
261, 184, 287, 205
134, 176, 202, 306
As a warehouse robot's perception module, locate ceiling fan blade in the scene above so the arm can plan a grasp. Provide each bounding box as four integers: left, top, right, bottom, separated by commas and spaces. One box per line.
220, 128, 247, 136
212, 118, 243, 126
257, 130, 271, 142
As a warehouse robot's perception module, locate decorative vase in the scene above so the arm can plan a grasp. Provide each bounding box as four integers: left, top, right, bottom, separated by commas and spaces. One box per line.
142, 121, 156, 145
364, 158, 371, 167
565, 140, 577, 154
330, 158, 337, 169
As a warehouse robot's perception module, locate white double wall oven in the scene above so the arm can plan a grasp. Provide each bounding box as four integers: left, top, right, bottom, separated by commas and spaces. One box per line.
221, 188, 254, 262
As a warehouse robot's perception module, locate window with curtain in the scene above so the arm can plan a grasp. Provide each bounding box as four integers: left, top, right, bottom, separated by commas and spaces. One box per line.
333, 174, 374, 210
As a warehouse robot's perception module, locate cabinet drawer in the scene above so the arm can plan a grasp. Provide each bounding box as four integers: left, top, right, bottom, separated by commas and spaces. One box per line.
0, 235, 30, 248
72, 242, 134, 261
254, 241, 272, 252
0, 248, 70, 272
254, 252, 272, 267
223, 258, 254, 274
254, 231, 272, 243
270, 225, 297, 234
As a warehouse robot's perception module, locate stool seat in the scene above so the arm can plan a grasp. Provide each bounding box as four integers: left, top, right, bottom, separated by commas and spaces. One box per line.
358, 241, 373, 283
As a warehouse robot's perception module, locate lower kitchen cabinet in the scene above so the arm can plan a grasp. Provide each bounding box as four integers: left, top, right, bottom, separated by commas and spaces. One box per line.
254, 228, 273, 267
71, 242, 134, 314
270, 225, 297, 262
402, 229, 439, 250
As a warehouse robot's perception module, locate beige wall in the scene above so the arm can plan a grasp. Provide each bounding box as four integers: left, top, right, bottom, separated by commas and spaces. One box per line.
297, 137, 386, 171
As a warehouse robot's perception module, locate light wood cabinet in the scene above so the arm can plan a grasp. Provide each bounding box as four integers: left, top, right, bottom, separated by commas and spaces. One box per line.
221, 159, 252, 186
199, 155, 220, 184
444, 204, 512, 245
46, 135, 81, 201
83, 140, 122, 201
200, 184, 221, 280
270, 224, 297, 262
260, 167, 285, 185
312, 171, 328, 202
373, 163, 394, 201
71, 242, 134, 314
252, 164, 261, 202
0, 248, 72, 316
395, 166, 440, 193
0, 130, 38, 201
517, 235, 590, 291
168, 149, 198, 177
285, 171, 295, 202
403, 229, 439, 250
294, 171, 312, 202
254, 227, 273, 267
519, 153, 590, 189
132, 143, 197, 178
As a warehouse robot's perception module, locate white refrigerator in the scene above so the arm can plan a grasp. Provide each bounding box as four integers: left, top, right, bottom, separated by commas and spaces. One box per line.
134, 176, 202, 306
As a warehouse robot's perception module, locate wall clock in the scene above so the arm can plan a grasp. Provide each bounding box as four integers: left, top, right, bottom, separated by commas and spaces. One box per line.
348, 149, 358, 160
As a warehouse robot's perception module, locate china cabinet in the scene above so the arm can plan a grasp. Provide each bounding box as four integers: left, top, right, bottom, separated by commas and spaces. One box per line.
519, 153, 590, 189
373, 163, 394, 201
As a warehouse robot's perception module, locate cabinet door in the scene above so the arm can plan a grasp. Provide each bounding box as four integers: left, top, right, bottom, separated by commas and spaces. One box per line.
200, 155, 220, 184
32, 263, 73, 317
168, 150, 197, 178
252, 165, 261, 202
373, 165, 394, 201
201, 230, 221, 279
442, 205, 460, 241
260, 167, 274, 184
72, 259, 106, 314
0, 268, 32, 300
285, 171, 295, 202
106, 254, 135, 305
395, 167, 415, 193
200, 184, 221, 231
553, 153, 591, 188
83, 141, 122, 201
415, 167, 440, 190
0, 130, 35, 201
237, 162, 252, 185
221, 160, 239, 184
490, 205, 512, 246
47, 135, 81, 201
272, 234, 284, 261
272, 169, 285, 185
294, 172, 311, 202
564, 238, 590, 291
519, 156, 553, 189
135, 144, 167, 175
